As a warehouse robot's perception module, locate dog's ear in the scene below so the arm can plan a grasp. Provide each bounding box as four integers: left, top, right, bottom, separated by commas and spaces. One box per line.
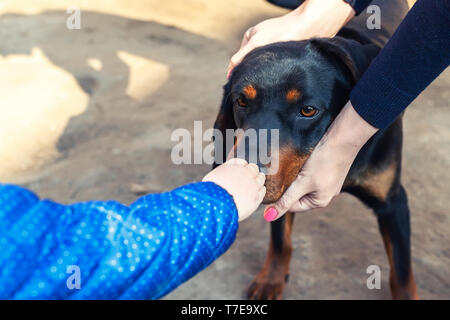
309, 37, 380, 84
212, 81, 236, 168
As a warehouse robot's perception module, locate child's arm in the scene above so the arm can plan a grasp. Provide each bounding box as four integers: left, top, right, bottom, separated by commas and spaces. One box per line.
0, 159, 265, 299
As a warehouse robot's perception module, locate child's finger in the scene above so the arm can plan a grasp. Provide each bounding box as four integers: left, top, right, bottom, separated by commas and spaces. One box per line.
226, 158, 248, 166
256, 172, 265, 185
246, 163, 260, 176
257, 186, 266, 203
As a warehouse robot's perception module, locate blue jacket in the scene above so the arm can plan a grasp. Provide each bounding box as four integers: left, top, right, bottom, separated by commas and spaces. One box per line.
0, 182, 238, 299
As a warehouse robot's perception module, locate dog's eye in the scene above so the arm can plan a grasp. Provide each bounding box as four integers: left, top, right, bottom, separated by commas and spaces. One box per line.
300, 106, 317, 117
237, 98, 247, 108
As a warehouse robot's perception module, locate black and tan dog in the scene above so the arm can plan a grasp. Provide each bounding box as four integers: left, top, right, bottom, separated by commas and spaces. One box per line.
213, 0, 418, 299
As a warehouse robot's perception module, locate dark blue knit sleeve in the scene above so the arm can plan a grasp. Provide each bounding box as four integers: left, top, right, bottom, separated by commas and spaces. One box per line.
343, 0, 373, 15
0, 182, 238, 300
267, 0, 373, 14
350, 0, 450, 128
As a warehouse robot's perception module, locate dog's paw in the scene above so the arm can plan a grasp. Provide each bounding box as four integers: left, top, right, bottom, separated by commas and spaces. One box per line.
246, 272, 288, 300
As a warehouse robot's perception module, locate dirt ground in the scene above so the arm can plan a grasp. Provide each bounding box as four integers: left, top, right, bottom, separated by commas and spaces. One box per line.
1, 0, 448, 299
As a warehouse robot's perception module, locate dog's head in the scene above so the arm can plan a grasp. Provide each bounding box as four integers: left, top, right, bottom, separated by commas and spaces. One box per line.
214, 37, 379, 203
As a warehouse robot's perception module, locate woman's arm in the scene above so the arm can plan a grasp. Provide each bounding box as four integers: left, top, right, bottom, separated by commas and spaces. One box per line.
342, 0, 373, 15
350, 0, 450, 128
265, 0, 450, 219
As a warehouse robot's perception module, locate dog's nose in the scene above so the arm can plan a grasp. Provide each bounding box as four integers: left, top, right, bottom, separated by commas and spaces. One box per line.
227, 130, 247, 161
227, 134, 276, 175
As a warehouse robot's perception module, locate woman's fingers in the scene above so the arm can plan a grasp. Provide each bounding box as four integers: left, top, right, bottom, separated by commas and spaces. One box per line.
263, 175, 309, 221
228, 46, 252, 78
228, 35, 257, 77
228, 28, 257, 78
241, 28, 254, 48
231, 40, 253, 66
289, 195, 315, 212
227, 0, 357, 78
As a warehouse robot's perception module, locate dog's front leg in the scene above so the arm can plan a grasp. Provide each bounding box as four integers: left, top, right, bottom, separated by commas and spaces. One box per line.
247, 212, 295, 300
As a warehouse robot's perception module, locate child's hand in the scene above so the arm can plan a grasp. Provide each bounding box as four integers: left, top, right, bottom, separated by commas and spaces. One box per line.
203, 158, 266, 221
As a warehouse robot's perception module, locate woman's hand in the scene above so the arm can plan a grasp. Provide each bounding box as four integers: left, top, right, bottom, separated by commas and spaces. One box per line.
228, 0, 356, 77
203, 158, 266, 221
263, 102, 378, 222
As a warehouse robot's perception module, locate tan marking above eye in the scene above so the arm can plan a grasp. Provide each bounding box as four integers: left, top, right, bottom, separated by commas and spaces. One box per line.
242, 85, 257, 100
286, 89, 302, 103
300, 106, 317, 117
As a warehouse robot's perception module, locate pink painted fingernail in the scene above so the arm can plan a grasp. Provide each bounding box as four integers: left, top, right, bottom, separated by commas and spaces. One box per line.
264, 207, 278, 222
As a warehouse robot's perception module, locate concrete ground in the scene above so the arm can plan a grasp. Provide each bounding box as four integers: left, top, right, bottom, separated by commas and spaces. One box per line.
1, 0, 448, 299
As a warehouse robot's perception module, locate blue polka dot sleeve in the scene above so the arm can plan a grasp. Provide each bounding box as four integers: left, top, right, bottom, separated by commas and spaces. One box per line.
0, 182, 238, 299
